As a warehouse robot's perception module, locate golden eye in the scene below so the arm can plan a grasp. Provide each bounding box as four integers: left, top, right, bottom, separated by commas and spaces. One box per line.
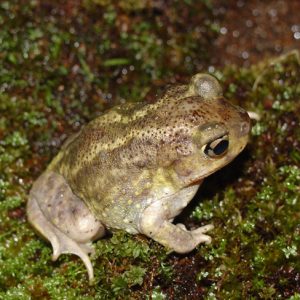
203, 135, 229, 158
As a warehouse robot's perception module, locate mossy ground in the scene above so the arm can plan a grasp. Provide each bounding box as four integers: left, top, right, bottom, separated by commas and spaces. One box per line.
0, 1, 300, 299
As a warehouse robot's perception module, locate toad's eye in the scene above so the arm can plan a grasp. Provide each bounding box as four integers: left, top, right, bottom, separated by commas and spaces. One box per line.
203, 135, 229, 158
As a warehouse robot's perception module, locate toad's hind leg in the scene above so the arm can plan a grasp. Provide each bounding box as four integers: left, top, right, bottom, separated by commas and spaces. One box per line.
27, 171, 105, 283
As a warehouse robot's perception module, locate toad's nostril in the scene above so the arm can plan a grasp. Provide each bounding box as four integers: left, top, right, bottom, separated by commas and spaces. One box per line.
240, 121, 250, 136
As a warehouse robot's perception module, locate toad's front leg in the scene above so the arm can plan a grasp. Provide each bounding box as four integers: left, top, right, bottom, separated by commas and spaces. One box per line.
138, 195, 213, 253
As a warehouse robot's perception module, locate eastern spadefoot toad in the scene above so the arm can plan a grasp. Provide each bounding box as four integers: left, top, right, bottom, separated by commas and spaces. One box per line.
27, 74, 250, 282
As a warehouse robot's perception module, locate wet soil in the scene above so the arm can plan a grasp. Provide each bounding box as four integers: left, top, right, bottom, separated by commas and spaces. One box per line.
212, 0, 300, 67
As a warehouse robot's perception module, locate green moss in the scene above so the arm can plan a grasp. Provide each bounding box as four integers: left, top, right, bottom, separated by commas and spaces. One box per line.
148, 286, 167, 300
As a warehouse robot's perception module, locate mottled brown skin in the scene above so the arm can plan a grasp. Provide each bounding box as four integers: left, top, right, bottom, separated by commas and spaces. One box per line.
27, 74, 251, 282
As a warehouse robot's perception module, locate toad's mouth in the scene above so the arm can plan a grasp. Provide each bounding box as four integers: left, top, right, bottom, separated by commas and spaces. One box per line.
187, 177, 204, 187
183, 152, 240, 188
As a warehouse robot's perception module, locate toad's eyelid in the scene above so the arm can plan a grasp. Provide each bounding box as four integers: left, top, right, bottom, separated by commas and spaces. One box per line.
203, 132, 229, 146
198, 122, 228, 134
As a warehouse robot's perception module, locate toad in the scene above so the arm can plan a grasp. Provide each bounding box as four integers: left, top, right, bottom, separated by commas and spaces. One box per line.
27, 74, 250, 281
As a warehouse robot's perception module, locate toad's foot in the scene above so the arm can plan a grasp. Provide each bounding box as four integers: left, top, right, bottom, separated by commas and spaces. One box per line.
143, 220, 213, 253
139, 200, 214, 253
176, 223, 214, 244
27, 171, 105, 283
27, 195, 96, 282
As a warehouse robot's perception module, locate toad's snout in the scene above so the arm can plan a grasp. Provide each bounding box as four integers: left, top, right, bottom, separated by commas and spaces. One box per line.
235, 110, 251, 137
240, 120, 251, 137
